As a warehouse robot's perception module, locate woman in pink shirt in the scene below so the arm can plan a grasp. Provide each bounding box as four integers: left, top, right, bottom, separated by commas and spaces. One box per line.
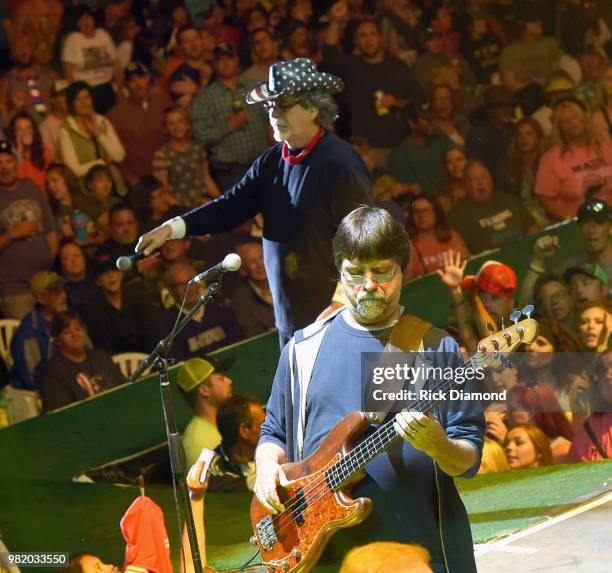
405, 194, 470, 278
535, 99, 612, 221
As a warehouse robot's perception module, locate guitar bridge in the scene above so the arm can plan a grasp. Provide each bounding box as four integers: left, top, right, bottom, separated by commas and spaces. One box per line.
255, 515, 277, 550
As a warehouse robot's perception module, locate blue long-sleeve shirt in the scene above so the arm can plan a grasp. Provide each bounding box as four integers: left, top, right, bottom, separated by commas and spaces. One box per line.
9, 307, 50, 390
179, 131, 372, 337
260, 312, 485, 572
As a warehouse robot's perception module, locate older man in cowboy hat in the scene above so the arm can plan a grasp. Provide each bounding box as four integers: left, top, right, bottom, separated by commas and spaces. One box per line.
137, 58, 372, 347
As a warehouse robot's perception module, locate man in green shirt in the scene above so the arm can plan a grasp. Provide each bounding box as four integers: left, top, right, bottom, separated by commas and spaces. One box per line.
387, 105, 453, 197
448, 160, 538, 254
178, 357, 233, 467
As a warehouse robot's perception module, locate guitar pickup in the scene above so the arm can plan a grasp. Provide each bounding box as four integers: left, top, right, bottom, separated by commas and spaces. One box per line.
292, 487, 307, 526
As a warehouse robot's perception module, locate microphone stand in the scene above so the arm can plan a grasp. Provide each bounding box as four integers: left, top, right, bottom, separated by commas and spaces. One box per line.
130, 280, 224, 573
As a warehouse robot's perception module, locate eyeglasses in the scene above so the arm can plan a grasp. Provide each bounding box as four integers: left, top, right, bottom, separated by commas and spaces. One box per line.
341, 267, 398, 286
582, 199, 608, 214
263, 97, 301, 113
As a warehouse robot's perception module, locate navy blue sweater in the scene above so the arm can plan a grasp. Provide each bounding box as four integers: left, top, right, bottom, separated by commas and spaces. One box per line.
181, 132, 372, 337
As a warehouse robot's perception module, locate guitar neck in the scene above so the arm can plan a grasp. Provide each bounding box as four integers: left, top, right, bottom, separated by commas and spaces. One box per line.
326, 354, 481, 490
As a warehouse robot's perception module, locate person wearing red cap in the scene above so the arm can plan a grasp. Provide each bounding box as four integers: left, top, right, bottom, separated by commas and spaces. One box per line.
438, 252, 518, 350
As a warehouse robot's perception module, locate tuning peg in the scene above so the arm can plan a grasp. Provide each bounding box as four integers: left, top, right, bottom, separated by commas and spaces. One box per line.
510, 310, 521, 324
486, 322, 494, 336
521, 304, 534, 318
503, 331, 512, 346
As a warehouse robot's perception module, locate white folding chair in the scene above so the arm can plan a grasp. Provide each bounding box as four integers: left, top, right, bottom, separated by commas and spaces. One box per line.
0, 318, 19, 369
111, 352, 150, 379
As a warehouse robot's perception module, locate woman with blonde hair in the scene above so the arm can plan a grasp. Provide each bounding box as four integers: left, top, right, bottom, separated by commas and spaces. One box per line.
591, 62, 612, 145
478, 437, 510, 474
535, 98, 612, 221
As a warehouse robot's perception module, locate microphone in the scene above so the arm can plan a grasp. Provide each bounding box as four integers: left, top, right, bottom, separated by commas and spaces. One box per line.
191, 253, 242, 284
116, 251, 146, 271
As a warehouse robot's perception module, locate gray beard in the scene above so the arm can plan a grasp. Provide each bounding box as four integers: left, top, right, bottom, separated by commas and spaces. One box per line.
354, 296, 387, 321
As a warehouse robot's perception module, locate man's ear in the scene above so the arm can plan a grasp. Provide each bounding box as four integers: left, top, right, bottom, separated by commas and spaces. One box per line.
198, 383, 210, 399
238, 422, 250, 440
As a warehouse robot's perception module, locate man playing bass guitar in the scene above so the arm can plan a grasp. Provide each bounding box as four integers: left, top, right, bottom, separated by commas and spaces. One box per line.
254, 206, 486, 573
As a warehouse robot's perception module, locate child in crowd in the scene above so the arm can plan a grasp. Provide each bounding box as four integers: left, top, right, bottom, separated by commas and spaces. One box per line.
45, 163, 91, 243
153, 107, 220, 209
80, 164, 122, 238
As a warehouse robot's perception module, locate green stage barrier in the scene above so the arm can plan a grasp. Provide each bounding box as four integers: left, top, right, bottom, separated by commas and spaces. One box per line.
0, 221, 592, 571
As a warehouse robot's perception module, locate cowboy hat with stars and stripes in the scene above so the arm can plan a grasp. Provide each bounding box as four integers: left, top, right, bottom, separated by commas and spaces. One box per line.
245, 58, 344, 104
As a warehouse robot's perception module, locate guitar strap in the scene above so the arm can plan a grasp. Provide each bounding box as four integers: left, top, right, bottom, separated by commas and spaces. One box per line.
290, 311, 434, 460
364, 314, 432, 424
583, 418, 609, 459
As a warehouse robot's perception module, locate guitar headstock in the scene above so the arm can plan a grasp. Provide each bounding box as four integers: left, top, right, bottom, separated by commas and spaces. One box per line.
475, 306, 539, 369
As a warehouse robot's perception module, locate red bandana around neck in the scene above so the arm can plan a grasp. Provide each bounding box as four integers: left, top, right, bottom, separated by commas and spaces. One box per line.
281, 127, 325, 165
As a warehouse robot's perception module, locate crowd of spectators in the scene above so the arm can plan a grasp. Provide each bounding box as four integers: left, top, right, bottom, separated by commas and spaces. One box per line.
0, 0, 611, 485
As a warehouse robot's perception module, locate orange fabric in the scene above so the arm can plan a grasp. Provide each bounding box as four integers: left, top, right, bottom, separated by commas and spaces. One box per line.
162, 56, 183, 86
120, 496, 173, 573
17, 148, 52, 193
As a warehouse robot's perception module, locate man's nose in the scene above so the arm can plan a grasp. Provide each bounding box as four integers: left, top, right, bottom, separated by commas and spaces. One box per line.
363, 276, 378, 290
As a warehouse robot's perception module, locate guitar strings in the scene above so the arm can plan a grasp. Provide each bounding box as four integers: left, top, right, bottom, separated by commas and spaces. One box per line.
262, 350, 499, 537
260, 348, 505, 539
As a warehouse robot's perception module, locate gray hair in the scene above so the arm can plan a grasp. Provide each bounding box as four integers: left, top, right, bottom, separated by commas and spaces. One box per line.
296, 91, 339, 130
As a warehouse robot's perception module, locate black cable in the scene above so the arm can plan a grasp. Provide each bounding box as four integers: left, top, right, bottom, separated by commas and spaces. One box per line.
240, 548, 261, 569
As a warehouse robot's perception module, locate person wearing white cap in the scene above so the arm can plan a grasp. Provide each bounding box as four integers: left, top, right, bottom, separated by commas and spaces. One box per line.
137, 57, 372, 347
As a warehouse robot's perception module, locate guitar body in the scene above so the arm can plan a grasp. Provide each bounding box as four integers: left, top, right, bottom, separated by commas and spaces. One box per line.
250, 412, 373, 573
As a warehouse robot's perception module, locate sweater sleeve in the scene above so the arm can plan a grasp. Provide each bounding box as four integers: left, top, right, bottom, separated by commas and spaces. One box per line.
259, 341, 292, 455
181, 153, 264, 236
98, 117, 126, 163
431, 334, 486, 478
